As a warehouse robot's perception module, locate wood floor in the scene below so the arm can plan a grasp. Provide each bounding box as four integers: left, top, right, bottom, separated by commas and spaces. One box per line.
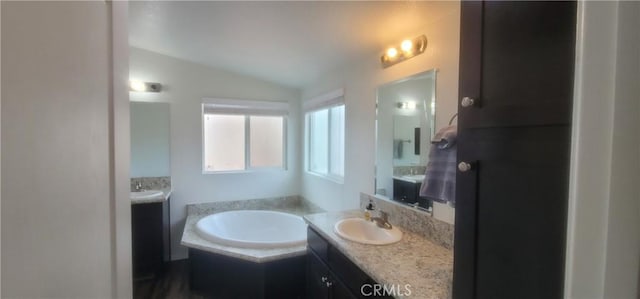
134, 259, 205, 299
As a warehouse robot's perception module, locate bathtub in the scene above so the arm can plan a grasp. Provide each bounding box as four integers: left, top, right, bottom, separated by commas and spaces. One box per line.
195, 210, 307, 249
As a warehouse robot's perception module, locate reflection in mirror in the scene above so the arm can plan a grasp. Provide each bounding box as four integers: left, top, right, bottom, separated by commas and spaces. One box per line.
376, 69, 450, 214
130, 101, 171, 178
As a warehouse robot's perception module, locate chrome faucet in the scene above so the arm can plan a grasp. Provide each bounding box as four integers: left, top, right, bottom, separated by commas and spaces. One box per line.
371, 210, 393, 230
134, 182, 144, 192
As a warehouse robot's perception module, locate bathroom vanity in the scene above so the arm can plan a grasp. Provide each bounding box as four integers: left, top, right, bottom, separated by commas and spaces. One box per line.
305, 210, 453, 299
307, 227, 390, 299
131, 190, 171, 280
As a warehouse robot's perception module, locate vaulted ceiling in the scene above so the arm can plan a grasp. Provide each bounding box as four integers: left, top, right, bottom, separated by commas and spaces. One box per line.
129, 1, 458, 88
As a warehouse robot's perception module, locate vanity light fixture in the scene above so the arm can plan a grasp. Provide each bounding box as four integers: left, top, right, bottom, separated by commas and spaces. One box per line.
381, 35, 427, 68
129, 80, 162, 93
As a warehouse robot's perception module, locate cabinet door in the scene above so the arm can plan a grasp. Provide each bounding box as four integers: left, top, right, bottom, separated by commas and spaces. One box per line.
329, 278, 357, 299
307, 252, 331, 299
459, 1, 576, 129
455, 126, 571, 299
307, 251, 358, 299
132, 202, 164, 279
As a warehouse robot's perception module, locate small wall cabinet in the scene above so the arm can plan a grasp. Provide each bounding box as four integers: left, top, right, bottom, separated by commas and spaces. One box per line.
307, 228, 392, 299
132, 198, 171, 280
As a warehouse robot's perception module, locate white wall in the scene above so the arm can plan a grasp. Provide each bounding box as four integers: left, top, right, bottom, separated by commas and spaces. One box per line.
1, 2, 128, 298
565, 1, 640, 298
603, 3, 640, 297
300, 4, 460, 213
129, 48, 301, 260
130, 102, 171, 178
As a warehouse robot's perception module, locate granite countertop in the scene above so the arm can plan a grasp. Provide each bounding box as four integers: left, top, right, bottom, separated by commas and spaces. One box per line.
304, 210, 453, 299
130, 188, 171, 205
181, 213, 307, 263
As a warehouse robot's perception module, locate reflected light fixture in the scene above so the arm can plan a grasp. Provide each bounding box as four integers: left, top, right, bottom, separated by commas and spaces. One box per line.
129, 80, 162, 93
381, 35, 427, 68
397, 101, 418, 110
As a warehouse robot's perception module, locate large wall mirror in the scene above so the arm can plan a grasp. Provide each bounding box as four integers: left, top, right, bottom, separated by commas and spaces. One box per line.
130, 101, 171, 178
375, 69, 456, 223
375, 69, 436, 204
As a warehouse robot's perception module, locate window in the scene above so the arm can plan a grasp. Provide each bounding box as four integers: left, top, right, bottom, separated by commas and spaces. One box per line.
202, 99, 288, 173
304, 89, 345, 181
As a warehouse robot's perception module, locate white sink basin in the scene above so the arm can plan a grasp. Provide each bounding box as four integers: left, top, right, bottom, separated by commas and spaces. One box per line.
334, 218, 402, 245
130, 190, 163, 200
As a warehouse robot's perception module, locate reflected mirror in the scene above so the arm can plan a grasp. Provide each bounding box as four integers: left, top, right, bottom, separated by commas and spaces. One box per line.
375, 69, 456, 221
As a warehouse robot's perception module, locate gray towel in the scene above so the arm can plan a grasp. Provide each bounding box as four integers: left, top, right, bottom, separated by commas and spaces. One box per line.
393, 139, 403, 159
420, 126, 457, 204
431, 125, 457, 149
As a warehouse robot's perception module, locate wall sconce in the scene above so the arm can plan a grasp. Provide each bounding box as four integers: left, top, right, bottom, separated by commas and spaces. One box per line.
381, 35, 427, 68
129, 80, 162, 93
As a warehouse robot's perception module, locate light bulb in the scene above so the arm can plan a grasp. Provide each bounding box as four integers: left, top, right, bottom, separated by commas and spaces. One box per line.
130, 80, 147, 92
407, 102, 417, 109
386, 47, 398, 58
401, 39, 413, 52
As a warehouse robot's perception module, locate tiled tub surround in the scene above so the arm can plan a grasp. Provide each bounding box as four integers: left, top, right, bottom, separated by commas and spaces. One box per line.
360, 193, 454, 249
305, 211, 454, 299
181, 196, 323, 263
130, 177, 172, 205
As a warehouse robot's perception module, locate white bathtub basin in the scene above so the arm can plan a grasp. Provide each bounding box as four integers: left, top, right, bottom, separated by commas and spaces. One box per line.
195, 210, 307, 249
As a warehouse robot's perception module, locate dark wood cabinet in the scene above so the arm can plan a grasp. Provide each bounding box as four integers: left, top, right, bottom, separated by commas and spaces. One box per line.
307, 228, 391, 299
393, 179, 419, 204
454, 2, 576, 299
188, 248, 305, 298
392, 179, 430, 209
307, 251, 356, 299
458, 1, 576, 129
132, 199, 171, 280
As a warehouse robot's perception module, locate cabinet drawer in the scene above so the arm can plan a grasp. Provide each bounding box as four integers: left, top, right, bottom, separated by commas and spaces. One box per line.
308, 227, 329, 262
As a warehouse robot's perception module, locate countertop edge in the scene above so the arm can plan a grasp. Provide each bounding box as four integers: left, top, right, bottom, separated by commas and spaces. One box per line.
131, 189, 171, 205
